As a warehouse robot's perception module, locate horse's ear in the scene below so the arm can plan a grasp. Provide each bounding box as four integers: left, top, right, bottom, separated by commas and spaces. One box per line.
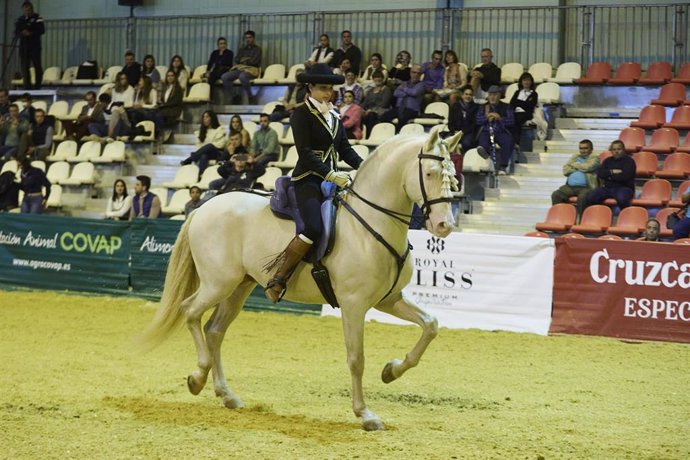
425, 129, 439, 152
446, 131, 463, 155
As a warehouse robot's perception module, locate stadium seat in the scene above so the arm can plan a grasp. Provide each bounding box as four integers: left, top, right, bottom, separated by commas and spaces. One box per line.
535, 203, 576, 233
677, 132, 690, 153
188, 65, 208, 84
32, 101, 48, 112
150, 187, 169, 207
156, 66, 169, 81
618, 127, 646, 152
607, 206, 648, 236
630, 105, 666, 129
412, 102, 449, 126
664, 106, 690, 130
651, 83, 686, 106
599, 150, 613, 163
11, 67, 35, 86
632, 151, 658, 178
97, 83, 115, 97
183, 83, 211, 103
501, 83, 518, 103
62, 101, 88, 121
252, 102, 280, 122
608, 62, 641, 85
162, 165, 199, 189
169, 214, 186, 220
642, 128, 679, 154
462, 147, 493, 172
162, 189, 190, 214
31, 161, 45, 172
194, 165, 221, 190
670, 63, 690, 84
536, 82, 560, 104
48, 100, 69, 119
46, 184, 62, 208
548, 62, 581, 84
674, 238, 690, 244
41, 67, 62, 85
68, 141, 101, 163
656, 207, 680, 238
598, 234, 623, 240
655, 153, 690, 180
638, 62, 673, 85
46, 140, 78, 162
92, 141, 126, 163
524, 231, 550, 238
132, 121, 155, 142
528, 62, 552, 82
94, 66, 122, 85
52, 120, 66, 142
271, 145, 298, 169
669, 180, 690, 207
352, 144, 370, 161
500, 63, 524, 84
631, 179, 672, 207
399, 123, 425, 136
358, 122, 396, 146
278, 64, 305, 84
560, 232, 586, 239
574, 62, 611, 85
278, 126, 294, 145
1, 160, 18, 175
243, 120, 257, 140
61, 162, 95, 185
56, 66, 78, 85
570, 205, 612, 234
268, 121, 285, 140
256, 166, 283, 191
46, 161, 70, 184
254, 64, 286, 84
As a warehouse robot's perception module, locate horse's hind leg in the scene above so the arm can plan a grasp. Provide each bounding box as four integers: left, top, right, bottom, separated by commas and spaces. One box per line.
375, 292, 439, 384
204, 275, 256, 409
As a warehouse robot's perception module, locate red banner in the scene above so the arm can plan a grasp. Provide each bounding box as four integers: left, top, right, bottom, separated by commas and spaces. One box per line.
552, 239, 690, 343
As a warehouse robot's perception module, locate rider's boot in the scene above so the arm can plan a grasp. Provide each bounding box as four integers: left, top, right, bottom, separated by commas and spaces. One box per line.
264, 236, 312, 303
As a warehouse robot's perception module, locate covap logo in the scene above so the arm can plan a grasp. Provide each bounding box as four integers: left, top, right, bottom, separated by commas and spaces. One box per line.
426, 237, 445, 255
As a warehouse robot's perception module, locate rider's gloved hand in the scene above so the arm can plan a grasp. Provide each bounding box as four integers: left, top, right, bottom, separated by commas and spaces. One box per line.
325, 170, 352, 188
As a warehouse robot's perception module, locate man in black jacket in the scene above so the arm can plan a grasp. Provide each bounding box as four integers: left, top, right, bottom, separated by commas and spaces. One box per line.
582, 139, 636, 215
15, 2, 45, 89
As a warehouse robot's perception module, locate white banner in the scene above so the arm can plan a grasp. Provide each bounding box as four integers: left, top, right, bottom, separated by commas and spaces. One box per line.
322, 231, 555, 335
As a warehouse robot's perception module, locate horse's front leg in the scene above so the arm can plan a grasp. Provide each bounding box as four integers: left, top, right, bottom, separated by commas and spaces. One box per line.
375, 292, 439, 383
341, 306, 385, 431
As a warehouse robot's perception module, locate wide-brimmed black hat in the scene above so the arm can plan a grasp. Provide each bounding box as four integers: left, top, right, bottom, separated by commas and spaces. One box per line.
297, 63, 344, 85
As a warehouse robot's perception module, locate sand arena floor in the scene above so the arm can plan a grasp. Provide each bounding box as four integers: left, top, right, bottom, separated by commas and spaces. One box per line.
1, 289, 689, 459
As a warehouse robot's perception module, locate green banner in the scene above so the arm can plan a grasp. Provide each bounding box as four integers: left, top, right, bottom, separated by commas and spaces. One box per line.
129, 218, 183, 297
0, 214, 130, 294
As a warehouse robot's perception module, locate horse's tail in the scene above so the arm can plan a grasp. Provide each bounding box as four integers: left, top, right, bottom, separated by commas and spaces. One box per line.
136, 213, 199, 352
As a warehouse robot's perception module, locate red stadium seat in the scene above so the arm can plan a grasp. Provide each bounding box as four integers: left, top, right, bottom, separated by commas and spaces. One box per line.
535, 203, 576, 233
608, 62, 641, 85
638, 62, 673, 85
560, 232, 586, 239
677, 133, 690, 154
642, 128, 679, 154
664, 106, 690, 130
655, 153, 690, 180
630, 105, 666, 129
598, 234, 623, 240
651, 83, 686, 107
656, 207, 681, 238
669, 180, 690, 207
632, 151, 658, 178
670, 63, 690, 85
618, 127, 646, 152
575, 62, 611, 85
570, 205, 612, 234
674, 238, 690, 244
524, 231, 550, 238
599, 150, 613, 162
607, 206, 648, 236
631, 179, 672, 207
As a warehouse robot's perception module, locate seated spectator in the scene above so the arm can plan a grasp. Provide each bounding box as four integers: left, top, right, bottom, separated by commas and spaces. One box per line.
18, 155, 50, 214
333, 58, 352, 77
95, 72, 134, 140
336, 71, 363, 106
435, 50, 466, 101
18, 92, 35, 122
0, 104, 30, 161
331, 30, 362, 76
637, 218, 661, 242
380, 64, 425, 131
421, 50, 445, 95
180, 110, 227, 175
221, 30, 262, 105
105, 178, 132, 220
448, 84, 481, 153
360, 53, 388, 87
121, 50, 141, 88
468, 48, 501, 99
388, 50, 412, 85
129, 175, 161, 219
581, 140, 636, 215
361, 70, 392, 136
550, 139, 599, 218
127, 75, 158, 129
229, 115, 251, 149
208, 132, 250, 191
154, 70, 184, 139
26, 108, 53, 161
510, 72, 538, 142
87, 93, 112, 139
269, 69, 307, 122
251, 113, 280, 167
305, 34, 334, 68
0, 168, 20, 211
671, 192, 690, 241
340, 90, 362, 140
224, 131, 249, 161
141, 54, 161, 88
476, 85, 515, 175
214, 153, 266, 193
204, 37, 234, 85
63, 91, 104, 141
168, 54, 189, 90
184, 186, 203, 216
0, 88, 9, 117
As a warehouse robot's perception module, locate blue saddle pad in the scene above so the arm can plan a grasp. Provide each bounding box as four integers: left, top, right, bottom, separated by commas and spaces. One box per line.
269, 176, 337, 262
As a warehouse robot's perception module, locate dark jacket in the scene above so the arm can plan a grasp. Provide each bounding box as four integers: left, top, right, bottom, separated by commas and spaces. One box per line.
448, 100, 479, 139
158, 85, 184, 121
19, 167, 51, 197
470, 63, 501, 91
332, 45, 363, 75
15, 12, 44, 48
510, 89, 538, 118
122, 63, 142, 88
78, 103, 105, 124
597, 154, 636, 190
290, 99, 363, 182
218, 162, 266, 192
476, 101, 515, 133
206, 49, 234, 75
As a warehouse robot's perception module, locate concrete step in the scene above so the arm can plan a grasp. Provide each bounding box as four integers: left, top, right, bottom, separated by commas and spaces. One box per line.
556, 118, 633, 130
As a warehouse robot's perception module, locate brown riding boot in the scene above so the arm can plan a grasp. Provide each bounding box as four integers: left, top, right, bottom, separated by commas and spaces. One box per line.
264, 236, 313, 303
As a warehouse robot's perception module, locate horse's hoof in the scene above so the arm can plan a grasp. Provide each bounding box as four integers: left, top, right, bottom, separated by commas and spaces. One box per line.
187, 375, 204, 395
362, 418, 386, 431
381, 359, 401, 384
223, 396, 244, 409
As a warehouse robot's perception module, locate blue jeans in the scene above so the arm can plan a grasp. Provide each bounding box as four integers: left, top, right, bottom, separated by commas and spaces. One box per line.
21, 195, 44, 214
585, 186, 634, 209
88, 120, 127, 137
0, 145, 18, 161
220, 69, 256, 98
187, 143, 225, 175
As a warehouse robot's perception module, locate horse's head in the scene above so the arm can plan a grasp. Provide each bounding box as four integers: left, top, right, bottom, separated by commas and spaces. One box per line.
406, 130, 461, 237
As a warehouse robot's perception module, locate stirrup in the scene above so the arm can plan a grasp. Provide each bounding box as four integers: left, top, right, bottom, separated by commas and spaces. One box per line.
265, 276, 287, 304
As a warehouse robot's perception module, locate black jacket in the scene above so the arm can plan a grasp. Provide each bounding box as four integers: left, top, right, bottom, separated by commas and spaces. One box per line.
15, 12, 44, 48
448, 100, 479, 139
158, 85, 184, 121
597, 155, 636, 190
510, 89, 538, 118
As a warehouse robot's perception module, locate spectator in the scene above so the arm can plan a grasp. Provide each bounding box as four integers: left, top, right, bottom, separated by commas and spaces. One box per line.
550, 139, 599, 218
18, 155, 50, 213
168, 54, 189, 90
15, 1, 44, 89
180, 110, 227, 175
129, 175, 161, 219
361, 70, 393, 136
214, 153, 266, 193
251, 113, 280, 167
331, 30, 362, 76
87, 93, 112, 140
224, 131, 249, 161
26, 108, 53, 161
360, 53, 388, 87
422, 50, 445, 92
18, 93, 35, 122
388, 50, 412, 85
510, 72, 538, 143
184, 186, 203, 216
0, 104, 30, 161
305, 34, 334, 68
207, 132, 250, 191
229, 115, 251, 149
582, 140, 636, 215
121, 51, 141, 88
154, 70, 184, 139
221, 30, 262, 105
448, 84, 482, 153
476, 85, 515, 175
63, 91, 104, 141
435, 50, 466, 101
468, 48, 501, 99
105, 178, 132, 220
128, 75, 158, 128
340, 90, 363, 140
141, 54, 161, 87
270, 69, 307, 122
204, 37, 234, 85
336, 71, 363, 106
101, 72, 134, 140
0, 88, 9, 117
671, 192, 690, 241
380, 64, 425, 131
333, 58, 352, 77
637, 218, 661, 242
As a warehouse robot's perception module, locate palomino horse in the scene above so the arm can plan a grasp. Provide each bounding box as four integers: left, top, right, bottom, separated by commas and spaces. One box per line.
140, 129, 461, 431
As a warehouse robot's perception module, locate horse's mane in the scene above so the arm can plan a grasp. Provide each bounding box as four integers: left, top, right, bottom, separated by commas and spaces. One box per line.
352, 134, 426, 185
